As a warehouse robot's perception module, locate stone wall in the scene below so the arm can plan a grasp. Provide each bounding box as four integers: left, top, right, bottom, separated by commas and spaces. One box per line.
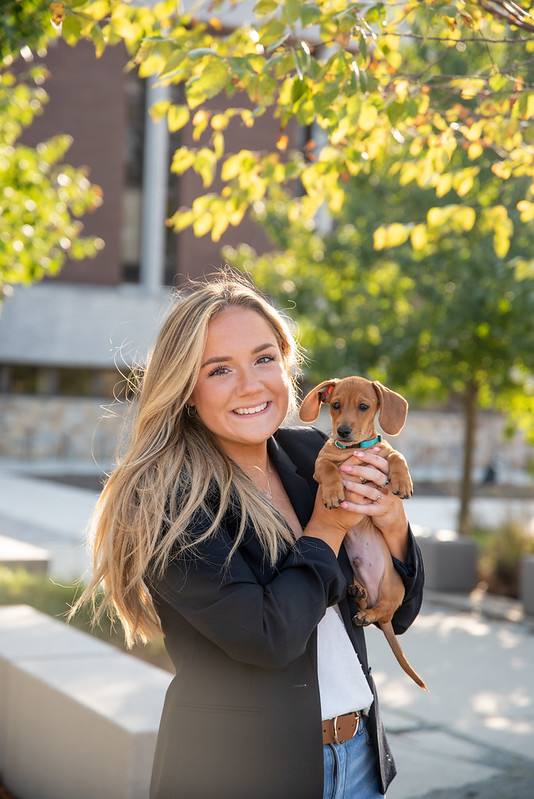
1, 396, 533, 485
0, 396, 127, 464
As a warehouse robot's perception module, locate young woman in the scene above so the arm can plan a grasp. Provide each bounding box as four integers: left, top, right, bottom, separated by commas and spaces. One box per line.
81, 271, 424, 799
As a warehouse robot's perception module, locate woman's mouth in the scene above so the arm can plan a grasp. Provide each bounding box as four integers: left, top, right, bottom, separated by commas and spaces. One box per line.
233, 402, 269, 416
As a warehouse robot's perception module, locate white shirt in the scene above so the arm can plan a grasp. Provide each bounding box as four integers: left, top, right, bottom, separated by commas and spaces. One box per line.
317, 604, 374, 720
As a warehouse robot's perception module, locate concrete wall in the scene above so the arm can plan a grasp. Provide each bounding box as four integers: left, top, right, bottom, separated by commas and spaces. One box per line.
0, 605, 171, 799
0, 283, 173, 369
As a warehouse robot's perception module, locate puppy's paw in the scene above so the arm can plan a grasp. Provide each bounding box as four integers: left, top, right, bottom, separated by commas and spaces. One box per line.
352, 611, 371, 627
389, 466, 413, 500
321, 481, 345, 510
348, 582, 367, 600
392, 481, 413, 500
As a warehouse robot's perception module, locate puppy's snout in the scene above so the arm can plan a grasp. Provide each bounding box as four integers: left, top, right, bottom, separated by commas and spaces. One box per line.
336, 424, 353, 440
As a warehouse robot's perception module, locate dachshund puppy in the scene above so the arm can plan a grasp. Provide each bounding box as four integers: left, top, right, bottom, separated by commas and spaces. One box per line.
299, 376, 427, 690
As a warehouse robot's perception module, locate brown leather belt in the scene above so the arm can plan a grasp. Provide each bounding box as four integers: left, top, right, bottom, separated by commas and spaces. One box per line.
322, 710, 362, 745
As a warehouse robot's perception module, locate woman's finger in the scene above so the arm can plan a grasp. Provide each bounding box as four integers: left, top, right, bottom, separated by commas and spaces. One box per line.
340, 454, 388, 487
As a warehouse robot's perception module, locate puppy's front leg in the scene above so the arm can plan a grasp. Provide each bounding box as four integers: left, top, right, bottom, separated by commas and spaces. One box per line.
314, 457, 346, 509
386, 450, 413, 499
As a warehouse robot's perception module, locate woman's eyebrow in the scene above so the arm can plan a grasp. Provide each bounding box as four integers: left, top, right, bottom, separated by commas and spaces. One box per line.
201, 342, 276, 369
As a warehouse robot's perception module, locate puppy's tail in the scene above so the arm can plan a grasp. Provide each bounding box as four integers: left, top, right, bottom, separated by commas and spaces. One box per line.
379, 621, 428, 691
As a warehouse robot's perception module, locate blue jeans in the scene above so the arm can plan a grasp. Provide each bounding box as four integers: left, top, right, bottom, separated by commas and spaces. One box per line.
323, 716, 384, 799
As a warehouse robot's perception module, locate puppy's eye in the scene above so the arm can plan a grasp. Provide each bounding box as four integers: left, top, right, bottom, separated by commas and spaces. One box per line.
331, 401, 341, 410
358, 403, 370, 411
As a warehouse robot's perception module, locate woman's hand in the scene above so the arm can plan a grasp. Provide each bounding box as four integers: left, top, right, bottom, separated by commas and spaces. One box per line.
304, 483, 366, 556
338, 448, 410, 562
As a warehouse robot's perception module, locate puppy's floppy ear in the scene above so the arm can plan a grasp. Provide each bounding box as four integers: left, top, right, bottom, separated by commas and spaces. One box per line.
299, 379, 339, 422
372, 381, 408, 435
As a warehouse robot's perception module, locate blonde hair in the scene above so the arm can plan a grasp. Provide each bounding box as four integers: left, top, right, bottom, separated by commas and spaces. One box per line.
75, 271, 302, 646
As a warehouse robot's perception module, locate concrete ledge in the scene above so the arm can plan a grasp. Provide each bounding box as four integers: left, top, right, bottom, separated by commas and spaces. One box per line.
520, 555, 534, 616
414, 525, 478, 593
0, 534, 50, 574
0, 605, 171, 799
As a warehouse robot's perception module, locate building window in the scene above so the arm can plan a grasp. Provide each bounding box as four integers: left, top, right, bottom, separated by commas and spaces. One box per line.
0, 364, 135, 398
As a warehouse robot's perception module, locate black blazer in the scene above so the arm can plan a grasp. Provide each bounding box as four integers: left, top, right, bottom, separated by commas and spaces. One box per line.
149, 426, 425, 799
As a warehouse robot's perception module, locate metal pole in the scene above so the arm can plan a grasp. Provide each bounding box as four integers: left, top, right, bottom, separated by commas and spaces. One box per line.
139, 74, 170, 292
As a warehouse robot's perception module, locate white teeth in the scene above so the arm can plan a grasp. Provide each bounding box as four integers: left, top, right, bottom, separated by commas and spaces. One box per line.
234, 403, 268, 415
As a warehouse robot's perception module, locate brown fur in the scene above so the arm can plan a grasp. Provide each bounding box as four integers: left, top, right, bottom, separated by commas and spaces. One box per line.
299, 376, 427, 691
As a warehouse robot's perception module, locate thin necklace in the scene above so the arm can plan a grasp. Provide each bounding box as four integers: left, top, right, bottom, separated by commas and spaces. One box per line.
252, 461, 273, 500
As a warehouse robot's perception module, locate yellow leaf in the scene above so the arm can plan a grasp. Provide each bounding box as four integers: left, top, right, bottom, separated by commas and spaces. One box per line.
427, 207, 442, 227
455, 206, 476, 231
211, 213, 229, 242
453, 171, 475, 197
171, 147, 195, 175
212, 131, 225, 160
387, 223, 410, 247
359, 104, 378, 133
209, 16, 223, 31
211, 113, 229, 131
494, 230, 510, 258
410, 224, 428, 251
329, 187, 345, 214
491, 161, 512, 179
435, 173, 452, 198
373, 227, 387, 250
221, 153, 243, 182
517, 200, 534, 222
467, 142, 483, 160
168, 105, 190, 132
193, 212, 213, 237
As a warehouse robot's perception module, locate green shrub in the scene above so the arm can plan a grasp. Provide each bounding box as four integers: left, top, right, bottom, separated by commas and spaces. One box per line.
475, 519, 534, 598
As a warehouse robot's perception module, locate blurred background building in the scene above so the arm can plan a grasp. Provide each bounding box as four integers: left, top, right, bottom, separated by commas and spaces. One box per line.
0, 33, 284, 463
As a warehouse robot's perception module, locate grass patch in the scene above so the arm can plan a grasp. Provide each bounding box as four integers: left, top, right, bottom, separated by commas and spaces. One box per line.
0, 567, 172, 671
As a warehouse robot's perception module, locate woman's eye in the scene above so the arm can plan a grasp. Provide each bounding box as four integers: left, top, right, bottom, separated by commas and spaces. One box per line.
257, 354, 276, 365
208, 365, 229, 377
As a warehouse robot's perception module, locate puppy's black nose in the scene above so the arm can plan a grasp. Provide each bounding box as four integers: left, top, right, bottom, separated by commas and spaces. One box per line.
337, 425, 352, 439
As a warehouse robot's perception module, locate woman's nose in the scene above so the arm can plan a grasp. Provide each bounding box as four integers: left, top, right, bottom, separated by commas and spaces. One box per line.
236, 367, 262, 394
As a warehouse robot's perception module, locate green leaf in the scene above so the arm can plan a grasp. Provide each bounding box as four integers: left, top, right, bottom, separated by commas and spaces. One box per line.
188, 47, 217, 59
300, 3, 322, 27
186, 58, 228, 106
259, 18, 286, 47
61, 14, 83, 43
254, 0, 278, 15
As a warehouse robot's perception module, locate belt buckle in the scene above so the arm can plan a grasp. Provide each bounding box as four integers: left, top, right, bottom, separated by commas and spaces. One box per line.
333, 716, 340, 745
333, 712, 360, 745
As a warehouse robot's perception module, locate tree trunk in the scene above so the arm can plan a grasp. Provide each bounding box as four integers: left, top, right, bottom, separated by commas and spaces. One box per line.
458, 379, 479, 535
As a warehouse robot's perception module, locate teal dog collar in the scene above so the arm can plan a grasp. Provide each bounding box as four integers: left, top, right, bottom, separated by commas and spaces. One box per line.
332, 434, 382, 450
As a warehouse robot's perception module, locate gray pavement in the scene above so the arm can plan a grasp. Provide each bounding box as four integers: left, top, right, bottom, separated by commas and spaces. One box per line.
0, 458, 533, 799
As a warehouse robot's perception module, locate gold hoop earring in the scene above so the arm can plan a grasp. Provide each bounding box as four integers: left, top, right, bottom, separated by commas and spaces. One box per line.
185, 404, 197, 417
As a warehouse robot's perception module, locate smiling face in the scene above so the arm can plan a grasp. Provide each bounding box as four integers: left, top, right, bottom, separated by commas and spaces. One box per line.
189, 306, 291, 461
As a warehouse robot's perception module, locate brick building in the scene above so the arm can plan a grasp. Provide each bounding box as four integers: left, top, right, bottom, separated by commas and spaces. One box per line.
0, 20, 292, 461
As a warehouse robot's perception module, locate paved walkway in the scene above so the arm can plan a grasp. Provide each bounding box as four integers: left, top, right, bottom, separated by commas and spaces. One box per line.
1, 459, 533, 799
